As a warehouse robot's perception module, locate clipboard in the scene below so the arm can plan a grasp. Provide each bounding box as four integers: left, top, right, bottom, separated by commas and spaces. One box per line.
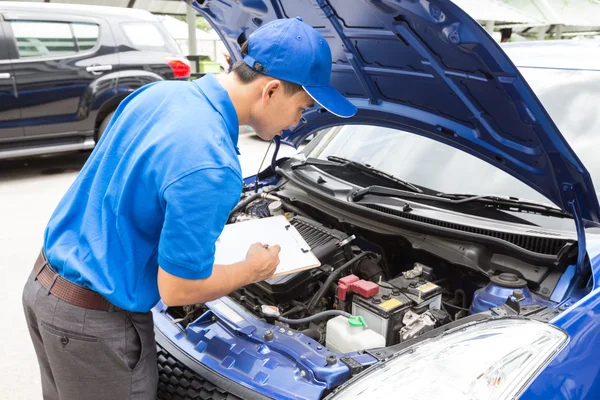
214, 216, 321, 278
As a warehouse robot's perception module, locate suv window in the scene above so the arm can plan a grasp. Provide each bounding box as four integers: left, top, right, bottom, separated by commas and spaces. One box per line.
121, 22, 167, 51
10, 20, 99, 58
72, 23, 100, 52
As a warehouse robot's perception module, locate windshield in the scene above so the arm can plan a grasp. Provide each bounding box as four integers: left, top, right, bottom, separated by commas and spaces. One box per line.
304, 67, 600, 206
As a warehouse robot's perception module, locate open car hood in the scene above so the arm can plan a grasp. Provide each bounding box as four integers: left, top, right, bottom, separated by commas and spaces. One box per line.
188, 0, 600, 224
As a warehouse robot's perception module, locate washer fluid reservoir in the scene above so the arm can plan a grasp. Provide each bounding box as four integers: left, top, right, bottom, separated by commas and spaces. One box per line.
326, 315, 385, 353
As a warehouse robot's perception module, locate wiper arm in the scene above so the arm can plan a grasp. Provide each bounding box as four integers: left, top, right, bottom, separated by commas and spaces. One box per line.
291, 156, 422, 193
325, 156, 422, 193
352, 186, 572, 218
352, 185, 430, 202
290, 157, 340, 170
436, 192, 571, 218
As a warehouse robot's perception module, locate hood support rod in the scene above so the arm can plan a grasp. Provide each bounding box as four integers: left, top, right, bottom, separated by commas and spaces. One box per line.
558, 184, 588, 301
567, 185, 587, 279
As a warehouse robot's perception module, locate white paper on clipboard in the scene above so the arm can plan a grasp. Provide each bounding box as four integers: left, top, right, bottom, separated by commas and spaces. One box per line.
214, 216, 321, 277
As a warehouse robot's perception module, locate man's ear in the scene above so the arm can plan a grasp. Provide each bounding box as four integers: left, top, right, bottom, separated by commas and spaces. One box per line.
262, 79, 282, 100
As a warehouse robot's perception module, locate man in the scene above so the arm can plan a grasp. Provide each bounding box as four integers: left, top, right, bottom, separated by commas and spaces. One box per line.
500, 28, 512, 43
223, 52, 233, 73
21, 16, 357, 400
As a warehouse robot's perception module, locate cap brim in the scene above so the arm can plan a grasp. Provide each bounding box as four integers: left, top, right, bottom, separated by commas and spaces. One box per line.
303, 84, 357, 118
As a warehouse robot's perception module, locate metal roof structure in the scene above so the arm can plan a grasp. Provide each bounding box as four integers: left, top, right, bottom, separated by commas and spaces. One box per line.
505, 0, 600, 26
2, 0, 189, 15
453, 0, 546, 24
501, 38, 600, 70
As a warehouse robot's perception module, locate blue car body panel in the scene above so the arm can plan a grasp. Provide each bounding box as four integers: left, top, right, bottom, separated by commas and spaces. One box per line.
154, 0, 600, 398
152, 297, 378, 399
520, 235, 600, 399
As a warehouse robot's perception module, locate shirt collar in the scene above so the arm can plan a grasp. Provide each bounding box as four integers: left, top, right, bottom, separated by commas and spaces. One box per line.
193, 74, 240, 155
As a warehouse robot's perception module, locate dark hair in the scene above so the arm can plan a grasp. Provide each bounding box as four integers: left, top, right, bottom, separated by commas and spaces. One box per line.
232, 41, 304, 96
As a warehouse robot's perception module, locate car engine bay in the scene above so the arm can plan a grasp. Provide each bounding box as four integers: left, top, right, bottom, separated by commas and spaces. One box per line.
167, 181, 576, 353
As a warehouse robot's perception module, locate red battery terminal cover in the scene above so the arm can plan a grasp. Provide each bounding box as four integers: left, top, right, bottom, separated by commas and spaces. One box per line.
338, 275, 360, 301
337, 275, 380, 300
350, 280, 380, 298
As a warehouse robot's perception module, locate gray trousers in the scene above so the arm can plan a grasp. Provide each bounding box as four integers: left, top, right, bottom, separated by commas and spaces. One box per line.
22, 270, 158, 399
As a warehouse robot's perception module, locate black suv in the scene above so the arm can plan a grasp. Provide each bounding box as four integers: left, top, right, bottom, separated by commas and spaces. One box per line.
0, 2, 190, 160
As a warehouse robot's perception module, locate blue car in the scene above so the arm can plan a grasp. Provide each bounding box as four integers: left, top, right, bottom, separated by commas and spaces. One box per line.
153, 1, 600, 399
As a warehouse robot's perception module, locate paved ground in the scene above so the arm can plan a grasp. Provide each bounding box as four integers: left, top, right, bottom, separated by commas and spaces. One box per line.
0, 132, 302, 399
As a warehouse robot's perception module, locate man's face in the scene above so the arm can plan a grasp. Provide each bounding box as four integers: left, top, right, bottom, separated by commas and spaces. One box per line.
250, 79, 315, 141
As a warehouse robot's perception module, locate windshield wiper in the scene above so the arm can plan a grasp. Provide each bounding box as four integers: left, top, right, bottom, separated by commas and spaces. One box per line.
291, 156, 422, 193
435, 192, 571, 217
351, 185, 572, 218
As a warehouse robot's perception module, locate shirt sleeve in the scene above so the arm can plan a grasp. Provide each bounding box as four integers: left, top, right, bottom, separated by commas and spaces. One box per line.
158, 166, 242, 280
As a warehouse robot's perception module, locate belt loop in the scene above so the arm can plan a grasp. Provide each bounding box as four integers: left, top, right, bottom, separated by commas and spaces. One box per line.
35, 249, 49, 281
46, 274, 59, 296
34, 262, 47, 281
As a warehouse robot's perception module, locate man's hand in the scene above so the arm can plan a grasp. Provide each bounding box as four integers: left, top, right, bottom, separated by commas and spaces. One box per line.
245, 242, 281, 282
158, 243, 281, 306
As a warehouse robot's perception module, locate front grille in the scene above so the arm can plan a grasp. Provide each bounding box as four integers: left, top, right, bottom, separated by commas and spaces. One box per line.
157, 344, 242, 400
361, 203, 571, 255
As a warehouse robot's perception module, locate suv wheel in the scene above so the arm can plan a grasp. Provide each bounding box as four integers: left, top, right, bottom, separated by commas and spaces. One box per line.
97, 110, 115, 142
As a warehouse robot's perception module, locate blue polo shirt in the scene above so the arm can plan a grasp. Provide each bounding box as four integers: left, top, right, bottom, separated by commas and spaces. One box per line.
43, 74, 243, 312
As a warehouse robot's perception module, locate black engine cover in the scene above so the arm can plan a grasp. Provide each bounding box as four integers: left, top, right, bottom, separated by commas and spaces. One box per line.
244, 216, 349, 304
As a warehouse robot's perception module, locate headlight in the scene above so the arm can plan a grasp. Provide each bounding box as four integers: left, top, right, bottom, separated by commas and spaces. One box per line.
329, 318, 567, 400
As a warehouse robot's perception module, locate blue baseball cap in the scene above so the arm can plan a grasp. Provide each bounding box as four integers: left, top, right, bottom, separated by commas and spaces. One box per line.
243, 17, 357, 118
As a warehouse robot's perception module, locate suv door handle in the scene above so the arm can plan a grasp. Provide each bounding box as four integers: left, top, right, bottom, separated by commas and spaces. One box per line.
86, 65, 113, 75
0, 73, 18, 98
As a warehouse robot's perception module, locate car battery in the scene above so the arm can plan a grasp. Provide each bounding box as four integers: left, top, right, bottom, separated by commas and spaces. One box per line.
387, 273, 442, 312
351, 285, 412, 345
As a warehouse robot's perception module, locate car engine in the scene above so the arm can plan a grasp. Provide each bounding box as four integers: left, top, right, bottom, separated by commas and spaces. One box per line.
223, 193, 463, 348
168, 188, 562, 352
230, 215, 351, 307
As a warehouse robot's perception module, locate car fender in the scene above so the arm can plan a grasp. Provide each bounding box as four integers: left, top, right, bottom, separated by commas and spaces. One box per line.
520, 235, 600, 399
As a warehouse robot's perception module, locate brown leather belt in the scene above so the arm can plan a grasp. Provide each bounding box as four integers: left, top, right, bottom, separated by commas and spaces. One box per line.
34, 251, 121, 312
